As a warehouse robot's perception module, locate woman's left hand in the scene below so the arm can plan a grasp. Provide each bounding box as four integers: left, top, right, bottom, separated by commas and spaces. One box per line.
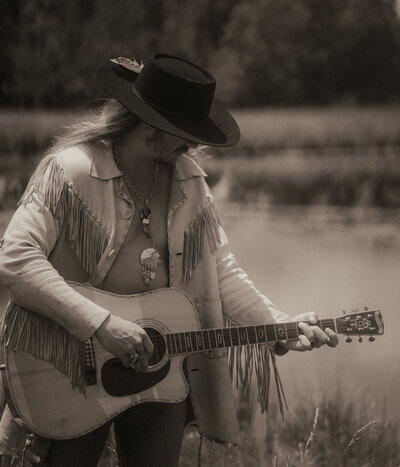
280, 312, 339, 352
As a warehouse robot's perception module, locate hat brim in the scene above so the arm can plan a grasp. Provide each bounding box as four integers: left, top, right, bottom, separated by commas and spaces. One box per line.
97, 61, 240, 147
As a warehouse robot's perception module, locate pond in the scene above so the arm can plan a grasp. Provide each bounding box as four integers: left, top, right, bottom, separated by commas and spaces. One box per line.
218, 202, 400, 421
0, 202, 398, 421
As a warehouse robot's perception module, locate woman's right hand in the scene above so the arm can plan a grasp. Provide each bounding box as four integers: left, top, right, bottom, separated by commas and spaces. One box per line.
95, 314, 154, 372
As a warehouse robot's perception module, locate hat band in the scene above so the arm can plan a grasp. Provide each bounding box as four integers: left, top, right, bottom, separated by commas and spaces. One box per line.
132, 82, 211, 120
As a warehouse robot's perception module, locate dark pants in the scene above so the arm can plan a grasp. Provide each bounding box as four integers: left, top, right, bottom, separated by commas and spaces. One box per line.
45, 400, 188, 467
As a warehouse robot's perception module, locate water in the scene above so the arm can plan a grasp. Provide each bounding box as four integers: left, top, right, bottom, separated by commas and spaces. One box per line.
0, 203, 398, 420
218, 202, 400, 419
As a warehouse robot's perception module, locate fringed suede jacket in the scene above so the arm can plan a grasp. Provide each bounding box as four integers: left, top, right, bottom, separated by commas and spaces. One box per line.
0, 141, 289, 458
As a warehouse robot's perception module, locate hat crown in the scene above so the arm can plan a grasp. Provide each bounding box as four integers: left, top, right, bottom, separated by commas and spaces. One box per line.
133, 53, 216, 120
97, 52, 240, 146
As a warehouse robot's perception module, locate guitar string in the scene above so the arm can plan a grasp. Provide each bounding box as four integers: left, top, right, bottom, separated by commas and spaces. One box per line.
137, 318, 373, 347
99, 322, 375, 359
130, 321, 368, 355
90, 318, 376, 362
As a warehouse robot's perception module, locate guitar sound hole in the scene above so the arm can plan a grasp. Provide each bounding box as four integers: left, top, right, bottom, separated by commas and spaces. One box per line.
144, 328, 166, 367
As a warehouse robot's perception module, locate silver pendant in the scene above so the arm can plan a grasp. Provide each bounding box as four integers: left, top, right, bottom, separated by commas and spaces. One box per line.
140, 248, 162, 286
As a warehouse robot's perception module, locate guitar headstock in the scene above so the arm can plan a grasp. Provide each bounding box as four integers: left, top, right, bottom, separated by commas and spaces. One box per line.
336, 308, 384, 338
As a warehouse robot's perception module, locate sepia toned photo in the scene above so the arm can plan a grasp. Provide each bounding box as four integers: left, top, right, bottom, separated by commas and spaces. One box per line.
0, 1, 399, 466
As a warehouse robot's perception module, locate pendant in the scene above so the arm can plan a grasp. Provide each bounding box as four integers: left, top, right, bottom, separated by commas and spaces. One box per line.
140, 248, 162, 286
140, 206, 152, 239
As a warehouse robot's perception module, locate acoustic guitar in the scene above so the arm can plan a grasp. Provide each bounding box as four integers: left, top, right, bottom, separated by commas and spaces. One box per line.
2, 283, 384, 439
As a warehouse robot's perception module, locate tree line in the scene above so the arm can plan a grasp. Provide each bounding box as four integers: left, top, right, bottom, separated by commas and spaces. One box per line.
1, 0, 400, 108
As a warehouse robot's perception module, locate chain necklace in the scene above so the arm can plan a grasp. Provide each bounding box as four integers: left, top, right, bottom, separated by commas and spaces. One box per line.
112, 142, 162, 286
113, 142, 159, 239
139, 181, 162, 286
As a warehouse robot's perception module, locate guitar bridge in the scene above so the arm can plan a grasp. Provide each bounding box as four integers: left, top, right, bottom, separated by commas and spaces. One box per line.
84, 339, 97, 386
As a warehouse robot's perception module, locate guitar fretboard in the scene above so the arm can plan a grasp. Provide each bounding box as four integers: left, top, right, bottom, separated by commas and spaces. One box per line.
165, 318, 337, 356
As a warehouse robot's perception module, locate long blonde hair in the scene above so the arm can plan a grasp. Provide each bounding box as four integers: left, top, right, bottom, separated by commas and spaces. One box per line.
50, 98, 140, 153
50, 97, 208, 163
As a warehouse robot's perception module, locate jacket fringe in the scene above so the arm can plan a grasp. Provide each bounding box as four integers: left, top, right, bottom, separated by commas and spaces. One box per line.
225, 316, 287, 418
2, 303, 86, 393
19, 155, 109, 279
183, 201, 221, 283
7, 154, 110, 391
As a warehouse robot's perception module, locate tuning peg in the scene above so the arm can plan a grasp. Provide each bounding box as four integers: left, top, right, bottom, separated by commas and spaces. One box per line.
364, 306, 369, 311
369, 336, 375, 342
358, 336, 363, 343
342, 310, 347, 315
346, 336, 352, 343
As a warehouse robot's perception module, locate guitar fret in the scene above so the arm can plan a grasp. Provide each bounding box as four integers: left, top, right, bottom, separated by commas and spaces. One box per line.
174, 334, 181, 354
239, 327, 248, 345
178, 333, 186, 353
196, 331, 204, 350
266, 324, 276, 342
172, 333, 178, 355
246, 326, 257, 345
255, 325, 267, 343
209, 330, 217, 349
178, 333, 184, 354
190, 331, 198, 352
286, 322, 299, 340
216, 329, 225, 348
275, 323, 287, 341
166, 334, 173, 355
284, 323, 289, 340
223, 328, 232, 348
185, 332, 193, 352
231, 328, 240, 347
320, 318, 335, 331
203, 330, 211, 350
175, 332, 185, 353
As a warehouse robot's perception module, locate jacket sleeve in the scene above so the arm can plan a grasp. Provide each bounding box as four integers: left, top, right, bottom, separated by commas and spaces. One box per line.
215, 227, 290, 353
0, 178, 110, 343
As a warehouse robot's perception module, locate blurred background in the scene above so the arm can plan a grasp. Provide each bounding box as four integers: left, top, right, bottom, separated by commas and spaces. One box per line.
1, 1, 400, 465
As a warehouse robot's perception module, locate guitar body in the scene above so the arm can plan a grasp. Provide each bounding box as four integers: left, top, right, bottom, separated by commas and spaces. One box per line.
3, 282, 384, 440
4, 285, 200, 439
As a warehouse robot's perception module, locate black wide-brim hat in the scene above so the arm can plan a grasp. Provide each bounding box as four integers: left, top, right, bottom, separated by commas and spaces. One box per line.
97, 53, 240, 147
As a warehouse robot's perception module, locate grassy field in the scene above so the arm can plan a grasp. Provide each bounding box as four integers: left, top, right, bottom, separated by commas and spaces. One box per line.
1, 107, 399, 465
1, 106, 399, 158
229, 106, 400, 155
1, 199, 399, 465
180, 397, 400, 467
204, 153, 400, 209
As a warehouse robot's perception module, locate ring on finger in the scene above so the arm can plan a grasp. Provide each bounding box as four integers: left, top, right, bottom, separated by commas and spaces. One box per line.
309, 337, 319, 348
129, 354, 140, 366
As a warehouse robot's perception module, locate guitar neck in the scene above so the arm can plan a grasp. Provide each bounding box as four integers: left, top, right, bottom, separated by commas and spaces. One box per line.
165, 311, 383, 357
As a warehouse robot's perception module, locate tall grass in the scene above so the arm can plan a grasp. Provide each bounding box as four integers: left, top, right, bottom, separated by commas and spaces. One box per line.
1, 107, 400, 209
229, 106, 400, 156
206, 153, 400, 208
179, 393, 400, 466
1, 106, 400, 159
